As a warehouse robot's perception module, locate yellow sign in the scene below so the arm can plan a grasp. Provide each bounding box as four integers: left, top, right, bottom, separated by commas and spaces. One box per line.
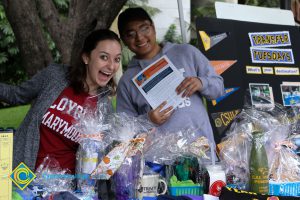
274, 67, 299, 75
0, 131, 13, 200
199, 31, 211, 51
246, 66, 262, 74
9, 162, 36, 190
262, 67, 274, 74
211, 109, 241, 135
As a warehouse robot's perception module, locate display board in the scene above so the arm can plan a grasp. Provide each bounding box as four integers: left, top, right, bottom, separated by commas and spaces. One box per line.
196, 17, 300, 143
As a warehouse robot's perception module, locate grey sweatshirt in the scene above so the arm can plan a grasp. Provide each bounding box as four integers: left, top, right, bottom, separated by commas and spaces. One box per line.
0, 64, 69, 170
116, 42, 224, 145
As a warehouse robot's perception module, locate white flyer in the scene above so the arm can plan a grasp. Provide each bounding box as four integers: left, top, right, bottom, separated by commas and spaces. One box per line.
132, 55, 185, 110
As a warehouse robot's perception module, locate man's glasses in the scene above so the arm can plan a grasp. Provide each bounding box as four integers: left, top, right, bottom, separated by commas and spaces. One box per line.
124, 23, 152, 40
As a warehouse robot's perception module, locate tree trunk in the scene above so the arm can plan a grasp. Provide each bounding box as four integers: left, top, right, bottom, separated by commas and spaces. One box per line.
3, 0, 53, 76
70, 0, 127, 69
2, 0, 127, 77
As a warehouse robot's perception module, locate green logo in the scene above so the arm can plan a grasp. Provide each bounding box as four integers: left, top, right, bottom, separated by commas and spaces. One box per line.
9, 162, 36, 190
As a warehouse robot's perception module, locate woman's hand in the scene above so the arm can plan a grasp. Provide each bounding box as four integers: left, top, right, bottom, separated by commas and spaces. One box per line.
176, 77, 203, 98
148, 101, 174, 125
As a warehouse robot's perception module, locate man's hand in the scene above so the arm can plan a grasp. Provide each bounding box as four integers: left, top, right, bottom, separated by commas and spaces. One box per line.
176, 77, 203, 98
148, 101, 174, 125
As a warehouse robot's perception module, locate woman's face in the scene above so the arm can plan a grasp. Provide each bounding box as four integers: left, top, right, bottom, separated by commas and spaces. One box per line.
83, 39, 121, 94
122, 20, 159, 60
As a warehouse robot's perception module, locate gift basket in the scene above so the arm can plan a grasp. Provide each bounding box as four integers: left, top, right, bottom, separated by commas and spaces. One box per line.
286, 106, 300, 155
143, 128, 212, 197
218, 95, 300, 196
90, 112, 153, 200
68, 87, 154, 199
73, 92, 114, 197
269, 141, 300, 196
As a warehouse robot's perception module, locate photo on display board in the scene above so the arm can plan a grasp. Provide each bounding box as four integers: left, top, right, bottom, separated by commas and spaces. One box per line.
249, 83, 273, 107
280, 83, 300, 106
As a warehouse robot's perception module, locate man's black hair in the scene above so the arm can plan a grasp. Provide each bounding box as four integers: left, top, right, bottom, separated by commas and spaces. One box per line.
118, 7, 153, 37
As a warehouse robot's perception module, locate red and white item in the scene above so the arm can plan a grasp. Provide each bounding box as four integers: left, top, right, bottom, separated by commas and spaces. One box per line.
206, 164, 226, 197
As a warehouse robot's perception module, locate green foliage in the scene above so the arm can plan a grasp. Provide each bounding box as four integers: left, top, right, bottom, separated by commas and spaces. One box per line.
244, 0, 280, 7
53, 0, 69, 16
192, 5, 216, 19
0, 0, 69, 109
0, 3, 26, 85
125, 0, 160, 16
191, 0, 280, 20
163, 24, 182, 44
44, 29, 61, 63
191, 0, 220, 20
43, 0, 70, 63
0, 0, 70, 87
121, 44, 135, 71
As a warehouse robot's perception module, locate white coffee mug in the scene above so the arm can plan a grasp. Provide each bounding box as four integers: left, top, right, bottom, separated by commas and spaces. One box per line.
137, 174, 167, 199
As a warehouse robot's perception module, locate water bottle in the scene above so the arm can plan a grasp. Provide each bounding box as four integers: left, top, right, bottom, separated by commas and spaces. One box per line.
249, 131, 269, 194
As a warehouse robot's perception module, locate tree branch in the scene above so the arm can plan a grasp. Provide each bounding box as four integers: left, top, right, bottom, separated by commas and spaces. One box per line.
68, 0, 89, 29
94, 0, 127, 28
36, 0, 72, 64
70, 0, 127, 68
3, 0, 53, 76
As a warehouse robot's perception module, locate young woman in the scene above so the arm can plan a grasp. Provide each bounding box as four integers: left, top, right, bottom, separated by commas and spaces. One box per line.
117, 7, 224, 147
0, 29, 122, 174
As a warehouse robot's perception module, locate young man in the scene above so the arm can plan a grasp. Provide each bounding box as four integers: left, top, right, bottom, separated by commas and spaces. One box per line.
116, 7, 224, 146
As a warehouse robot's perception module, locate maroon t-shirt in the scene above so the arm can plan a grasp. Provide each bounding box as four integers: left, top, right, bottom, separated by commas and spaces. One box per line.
36, 87, 96, 174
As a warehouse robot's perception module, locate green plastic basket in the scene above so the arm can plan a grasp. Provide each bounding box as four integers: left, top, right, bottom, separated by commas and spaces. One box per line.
169, 185, 203, 196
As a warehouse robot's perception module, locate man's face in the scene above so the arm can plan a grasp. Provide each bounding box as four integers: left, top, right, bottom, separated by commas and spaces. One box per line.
121, 20, 158, 59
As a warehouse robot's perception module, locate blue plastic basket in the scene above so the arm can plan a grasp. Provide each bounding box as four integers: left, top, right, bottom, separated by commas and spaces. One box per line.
169, 185, 203, 196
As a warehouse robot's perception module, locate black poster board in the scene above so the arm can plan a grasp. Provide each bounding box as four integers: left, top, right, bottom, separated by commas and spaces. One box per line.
196, 17, 300, 143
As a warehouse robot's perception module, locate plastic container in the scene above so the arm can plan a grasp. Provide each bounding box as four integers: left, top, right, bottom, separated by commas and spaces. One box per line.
169, 185, 203, 196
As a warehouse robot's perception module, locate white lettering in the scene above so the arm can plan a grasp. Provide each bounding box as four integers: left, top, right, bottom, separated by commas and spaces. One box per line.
74, 105, 84, 118
50, 116, 61, 130
56, 98, 68, 111
66, 100, 78, 114
42, 111, 51, 124
44, 114, 54, 127
41, 97, 85, 142
178, 97, 191, 108
64, 126, 77, 139
56, 120, 67, 132
60, 124, 72, 135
